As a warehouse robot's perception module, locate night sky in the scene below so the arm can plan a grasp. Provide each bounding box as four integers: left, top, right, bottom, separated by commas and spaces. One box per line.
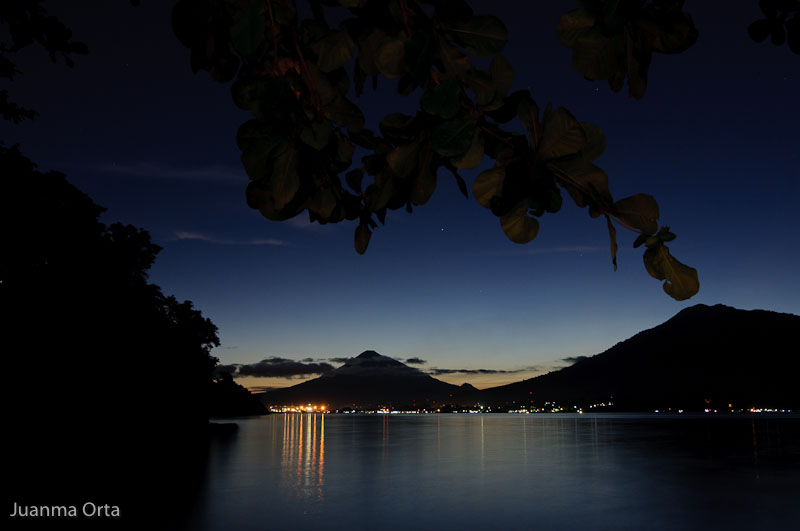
3, 1, 798, 390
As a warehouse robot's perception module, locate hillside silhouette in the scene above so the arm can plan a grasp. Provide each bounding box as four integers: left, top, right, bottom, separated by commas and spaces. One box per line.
485, 304, 800, 411
260, 305, 800, 412
262, 350, 474, 409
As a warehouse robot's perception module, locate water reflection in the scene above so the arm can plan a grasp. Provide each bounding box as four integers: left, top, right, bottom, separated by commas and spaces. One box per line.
280, 413, 325, 501
191, 414, 800, 531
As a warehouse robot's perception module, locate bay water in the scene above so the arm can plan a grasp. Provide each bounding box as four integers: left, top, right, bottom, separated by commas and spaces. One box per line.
182, 413, 800, 530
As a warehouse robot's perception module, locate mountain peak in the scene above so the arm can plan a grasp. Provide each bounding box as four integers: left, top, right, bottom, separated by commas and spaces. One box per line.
356, 350, 381, 359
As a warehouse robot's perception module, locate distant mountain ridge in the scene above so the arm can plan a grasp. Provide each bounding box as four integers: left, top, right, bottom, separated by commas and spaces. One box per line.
482, 304, 800, 410
261, 350, 472, 408
260, 305, 800, 411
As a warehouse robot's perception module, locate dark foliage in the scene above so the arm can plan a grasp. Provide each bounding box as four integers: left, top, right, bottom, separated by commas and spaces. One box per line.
0, 1, 89, 123
210, 372, 268, 416
1, 145, 220, 527
748, 0, 800, 54
171, 0, 700, 300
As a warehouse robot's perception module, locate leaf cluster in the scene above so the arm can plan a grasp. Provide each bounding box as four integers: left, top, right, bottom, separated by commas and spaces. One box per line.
172, 0, 698, 300
0, 1, 89, 124
748, 0, 800, 54
557, 0, 698, 99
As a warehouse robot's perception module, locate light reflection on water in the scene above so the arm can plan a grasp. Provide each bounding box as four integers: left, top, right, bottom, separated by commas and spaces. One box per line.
184, 414, 800, 531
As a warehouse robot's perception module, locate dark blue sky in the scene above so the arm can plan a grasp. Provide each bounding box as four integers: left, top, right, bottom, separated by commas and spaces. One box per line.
3, 1, 798, 389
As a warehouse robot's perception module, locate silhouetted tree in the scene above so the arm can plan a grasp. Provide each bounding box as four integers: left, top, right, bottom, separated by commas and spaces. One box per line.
1, 144, 220, 526
210, 372, 269, 416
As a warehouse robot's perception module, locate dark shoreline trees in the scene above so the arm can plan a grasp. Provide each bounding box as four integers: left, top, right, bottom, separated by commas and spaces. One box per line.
0, 144, 225, 525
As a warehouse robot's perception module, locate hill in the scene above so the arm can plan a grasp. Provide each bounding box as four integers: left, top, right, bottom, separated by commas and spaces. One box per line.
482, 304, 800, 411
261, 350, 474, 409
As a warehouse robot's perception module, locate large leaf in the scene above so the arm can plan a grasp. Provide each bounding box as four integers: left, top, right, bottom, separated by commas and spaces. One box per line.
299, 120, 333, 150
404, 29, 435, 84
386, 140, 421, 179
472, 166, 505, 208
323, 96, 365, 132
421, 78, 461, 119
489, 55, 514, 97
313, 28, 356, 73
578, 122, 606, 161
448, 15, 508, 56
437, 40, 471, 75
500, 201, 539, 244
271, 147, 299, 210
613, 194, 659, 235
376, 39, 407, 79
431, 116, 476, 157
451, 129, 484, 169
354, 223, 371, 254
538, 106, 587, 160
549, 159, 612, 209
556, 8, 594, 48
571, 30, 625, 82
308, 187, 337, 218
237, 120, 284, 180
379, 112, 418, 144
230, 1, 265, 57
643, 244, 699, 301
410, 143, 437, 205
651, 12, 698, 54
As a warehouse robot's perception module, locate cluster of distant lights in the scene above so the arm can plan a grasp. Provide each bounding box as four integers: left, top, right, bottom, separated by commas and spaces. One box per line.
269, 402, 792, 414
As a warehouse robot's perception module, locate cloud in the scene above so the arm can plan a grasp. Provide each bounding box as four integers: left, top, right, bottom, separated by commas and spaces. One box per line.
427, 367, 531, 376
328, 357, 352, 364
215, 357, 335, 379
561, 356, 588, 365
173, 231, 287, 246
405, 357, 427, 365
96, 162, 245, 182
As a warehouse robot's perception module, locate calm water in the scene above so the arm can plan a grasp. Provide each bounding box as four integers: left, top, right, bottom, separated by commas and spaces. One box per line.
182, 414, 800, 531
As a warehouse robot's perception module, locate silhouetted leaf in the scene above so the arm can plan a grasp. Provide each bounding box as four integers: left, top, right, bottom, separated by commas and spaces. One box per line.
323, 96, 365, 132
451, 130, 484, 169
652, 12, 698, 54
463, 70, 498, 108
473, 167, 505, 208
376, 39, 407, 79
613, 194, 659, 235
410, 143, 437, 205
422, 78, 461, 118
438, 40, 471, 75
556, 8, 594, 48
538, 106, 587, 160
578, 122, 606, 161
431, 116, 476, 157
237, 120, 283, 180
379, 112, 418, 144
500, 201, 539, 244
346, 168, 363, 194
404, 30, 435, 85
271, 148, 299, 210
313, 28, 356, 73
489, 55, 514, 96
448, 15, 508, 56
549, 159, 612, 209
309, 187, 336, 218
230, 1, 265, 57
387, 139, 421, 178
643, 244, 699, 301
354, 223, 371, 254
605, 214, 618, 271
299, 120, 333, 149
